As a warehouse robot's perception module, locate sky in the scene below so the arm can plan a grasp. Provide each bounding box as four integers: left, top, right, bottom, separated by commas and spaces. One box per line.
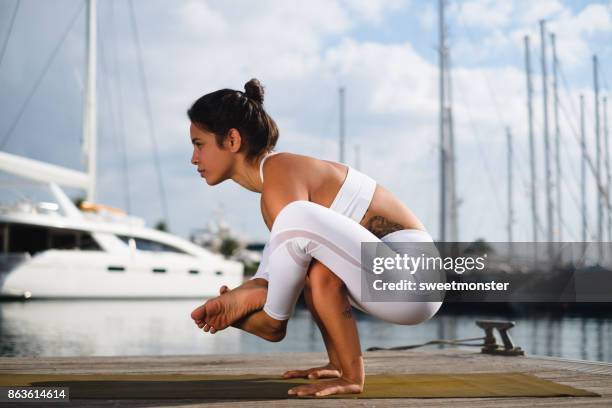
0, 0, 611, 243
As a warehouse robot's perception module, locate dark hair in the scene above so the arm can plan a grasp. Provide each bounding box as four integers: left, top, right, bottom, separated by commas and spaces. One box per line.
187, 78, 279, 163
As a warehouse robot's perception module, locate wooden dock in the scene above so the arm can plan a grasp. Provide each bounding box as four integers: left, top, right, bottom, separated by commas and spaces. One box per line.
1, 348, 611, 407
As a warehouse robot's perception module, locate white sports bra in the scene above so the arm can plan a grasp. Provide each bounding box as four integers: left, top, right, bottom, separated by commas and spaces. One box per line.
259, 150, 281, 183
258, 151, 376, 224
251, 152, 378, 282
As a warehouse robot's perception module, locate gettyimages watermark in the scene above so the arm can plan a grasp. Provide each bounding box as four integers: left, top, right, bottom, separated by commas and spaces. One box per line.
360, 241, 612, 302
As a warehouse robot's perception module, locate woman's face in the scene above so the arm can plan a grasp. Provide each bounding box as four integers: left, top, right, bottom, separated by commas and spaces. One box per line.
189, 123, 234, 185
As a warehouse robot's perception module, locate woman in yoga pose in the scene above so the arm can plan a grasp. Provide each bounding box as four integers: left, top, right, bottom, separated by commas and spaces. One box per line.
189, 79, 442, 397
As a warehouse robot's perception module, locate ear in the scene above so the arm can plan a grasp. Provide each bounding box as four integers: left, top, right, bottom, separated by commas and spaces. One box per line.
225, 128, 242, 153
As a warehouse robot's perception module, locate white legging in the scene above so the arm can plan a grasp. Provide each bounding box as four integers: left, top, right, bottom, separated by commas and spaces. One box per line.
261, 200, 442, 325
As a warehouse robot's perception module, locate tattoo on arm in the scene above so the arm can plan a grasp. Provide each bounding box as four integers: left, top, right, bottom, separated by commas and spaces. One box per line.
364, 215, 406, 238
342, 305, 353, 319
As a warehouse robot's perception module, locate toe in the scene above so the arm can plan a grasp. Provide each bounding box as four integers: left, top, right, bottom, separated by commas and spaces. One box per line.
191, 302, 207, 320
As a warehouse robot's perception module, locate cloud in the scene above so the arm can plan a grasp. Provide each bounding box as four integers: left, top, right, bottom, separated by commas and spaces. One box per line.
1, 0, 607, 244
419, 3, 436, 29
179, 0, 350, 53
341, 0, 409, 25
451, 0, 611, 70
574, 3, 612, 33
519, 3, 612, 69
179, 1, 229, 35
323, 39, 438, 116
453, 0, 514, 30
451, 0, 564, 29
516, 0, 565, 25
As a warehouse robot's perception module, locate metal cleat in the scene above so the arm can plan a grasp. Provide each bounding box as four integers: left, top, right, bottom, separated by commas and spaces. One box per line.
476, 320, 525, 356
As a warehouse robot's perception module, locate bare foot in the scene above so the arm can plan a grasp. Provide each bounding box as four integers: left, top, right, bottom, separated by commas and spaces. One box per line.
288, 377, 364, 397
194, 285, 231, 329
282, 363, 342, 380
190, 285, 266, 333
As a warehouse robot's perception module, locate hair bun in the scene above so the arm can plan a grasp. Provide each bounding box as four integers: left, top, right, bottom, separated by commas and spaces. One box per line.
244, 78, 265, 104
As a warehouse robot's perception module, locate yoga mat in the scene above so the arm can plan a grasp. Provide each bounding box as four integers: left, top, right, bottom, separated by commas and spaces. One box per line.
0, 373, 599, 399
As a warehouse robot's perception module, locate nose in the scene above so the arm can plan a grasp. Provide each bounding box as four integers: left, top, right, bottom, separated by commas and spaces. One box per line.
191, 148, 198, 166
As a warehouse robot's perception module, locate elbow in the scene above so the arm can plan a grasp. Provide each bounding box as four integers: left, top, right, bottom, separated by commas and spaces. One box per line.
260, 308, 288, 342
260, 315, 288, 342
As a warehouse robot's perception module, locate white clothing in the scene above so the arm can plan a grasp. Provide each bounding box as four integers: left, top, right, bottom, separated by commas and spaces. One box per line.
252, 154, 442, 325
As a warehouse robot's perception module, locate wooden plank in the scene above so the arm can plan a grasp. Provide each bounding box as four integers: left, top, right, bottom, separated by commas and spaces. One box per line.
0, 349, 610, 407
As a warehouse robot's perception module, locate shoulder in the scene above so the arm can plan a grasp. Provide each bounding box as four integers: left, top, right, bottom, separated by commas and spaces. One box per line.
261, 152, 309, 186
262, 152, 309, 200
261, 152, 311, 226
262, 151, 297, 172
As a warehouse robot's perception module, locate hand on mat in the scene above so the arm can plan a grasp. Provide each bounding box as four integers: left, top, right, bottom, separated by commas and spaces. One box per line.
287, 377, 363, 397
282, 363, 342, 380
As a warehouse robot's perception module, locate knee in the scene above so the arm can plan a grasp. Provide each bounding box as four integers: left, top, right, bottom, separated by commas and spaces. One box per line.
278, 200, 314, 216
273, 200, 320, 230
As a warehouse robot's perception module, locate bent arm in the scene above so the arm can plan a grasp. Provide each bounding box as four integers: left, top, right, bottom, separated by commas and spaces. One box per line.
248, 159, 309, 284
261, 158, 310, 229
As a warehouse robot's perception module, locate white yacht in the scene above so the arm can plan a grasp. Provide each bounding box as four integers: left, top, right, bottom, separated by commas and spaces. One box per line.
0, 0, 243, 299
0, 174, 244, 299
0, 177, 243, 299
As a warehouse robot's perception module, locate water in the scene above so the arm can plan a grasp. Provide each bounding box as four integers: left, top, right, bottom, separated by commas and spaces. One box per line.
1, 300, 611, 363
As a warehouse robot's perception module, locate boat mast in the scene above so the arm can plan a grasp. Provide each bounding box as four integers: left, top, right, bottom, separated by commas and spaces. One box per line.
580, 94, 587, 254
551, 33, 562, 243
524, 36, 538, 264
438, 0, 447, 242
83, 0, 97, 202
437, 0, 458, 243
447, 54, 458, 243
540, 21, 553, 260
605, 96, 611, 243
593, 55, 602, 261
507, 127, 514, 259
0, 1, 94, 200
339, 87, 345, 163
